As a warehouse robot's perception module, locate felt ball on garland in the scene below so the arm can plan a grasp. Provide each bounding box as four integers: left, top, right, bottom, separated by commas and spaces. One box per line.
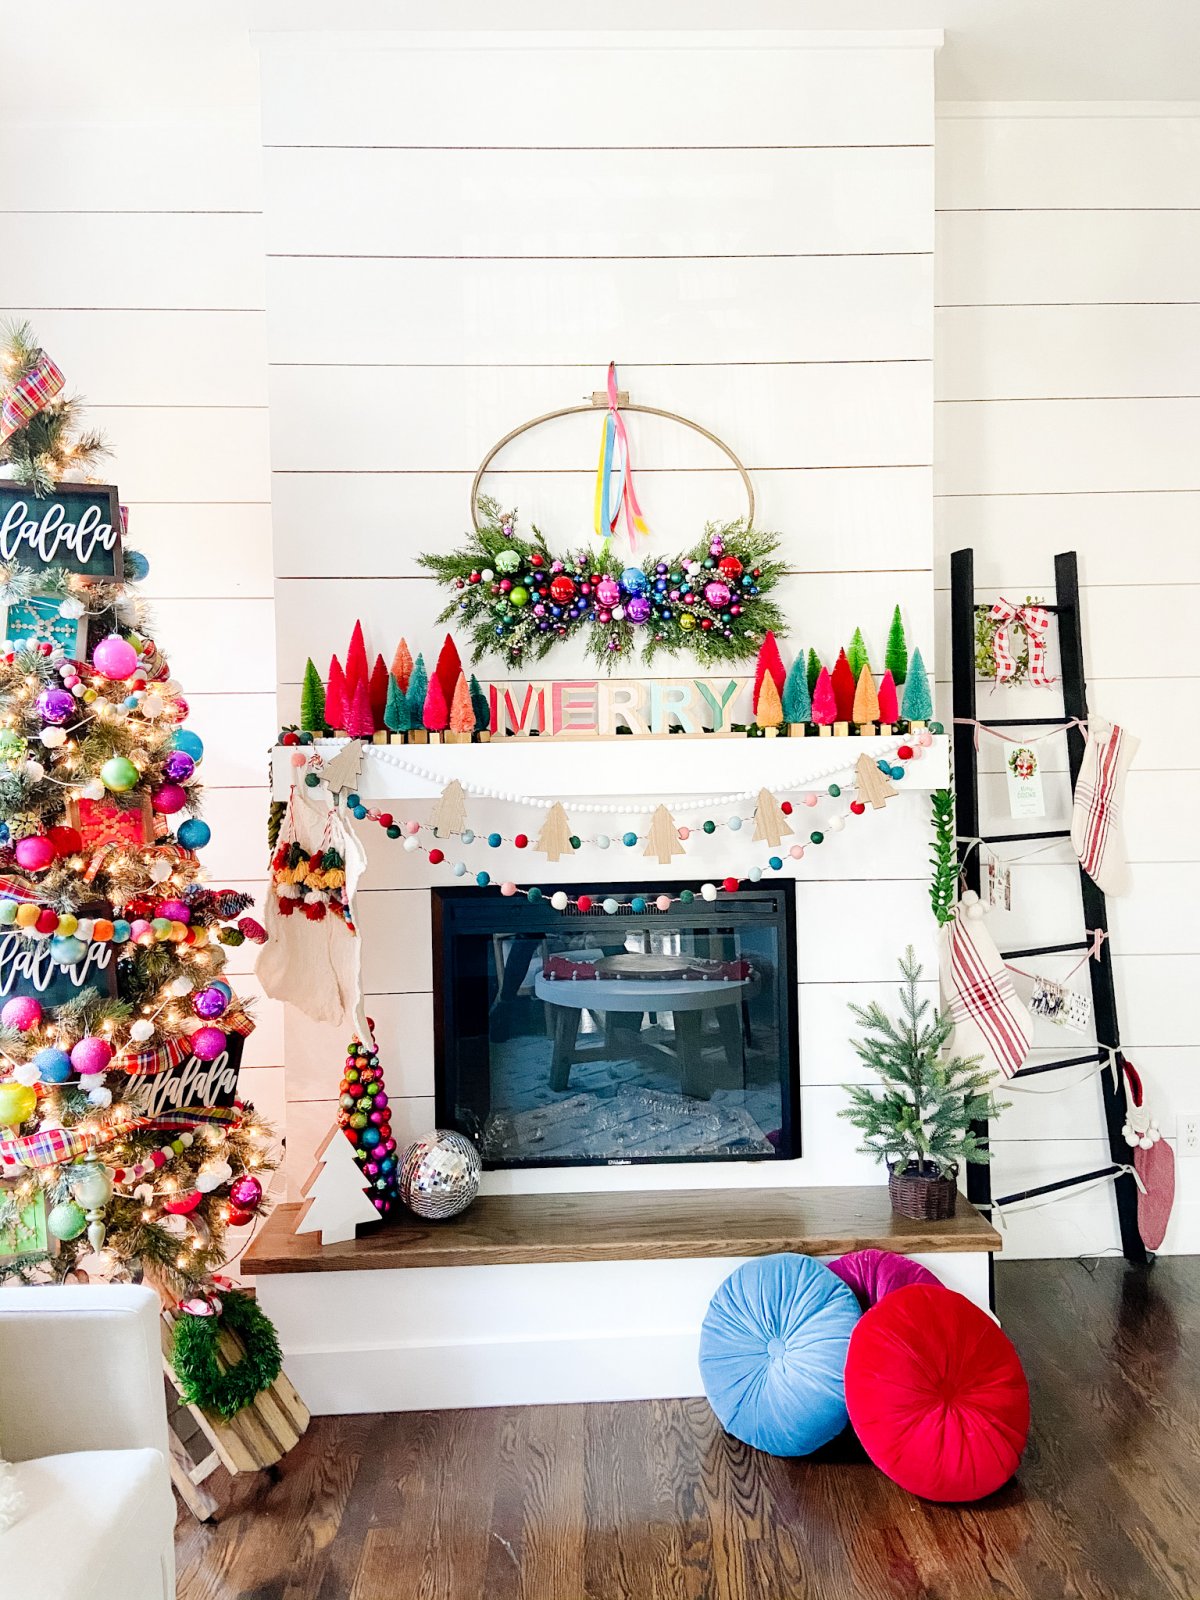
92, 635, 139, 681
36, 686, 75, 724
50, 934, 88, 966
151, 783, 187, 815
71, 1036, 113, 1076
0, 1082, 37, 1126
192, 986, 229, 1021
100, 755, 139, 792
191, 1026, 227, 1061
1, 996, 42, 1032
163, 750, 196, 783
14, 834, 56, 872
177, 818, 211, 850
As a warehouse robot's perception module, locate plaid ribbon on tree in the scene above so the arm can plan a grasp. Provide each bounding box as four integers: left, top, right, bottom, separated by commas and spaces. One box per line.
989, 599, 1054, 686
0, 348, 65, 443
0, 874, 45, 905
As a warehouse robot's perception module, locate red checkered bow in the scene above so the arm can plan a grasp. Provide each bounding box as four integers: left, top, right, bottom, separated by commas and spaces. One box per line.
989, 599, 1054, 686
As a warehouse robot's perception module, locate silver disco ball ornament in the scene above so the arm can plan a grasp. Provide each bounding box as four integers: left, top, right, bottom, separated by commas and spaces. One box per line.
399, 1129, 481, 1220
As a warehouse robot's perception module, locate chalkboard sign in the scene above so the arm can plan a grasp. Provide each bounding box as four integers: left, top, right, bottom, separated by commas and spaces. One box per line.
0, 931, 117, 1006
128, 1031, 245, 1119
0, 483, 123, 579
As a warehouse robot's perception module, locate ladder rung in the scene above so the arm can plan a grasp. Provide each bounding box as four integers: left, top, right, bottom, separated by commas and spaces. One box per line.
1012, 1053, 1103, 1080
1001, 939, 1088, 959
972, 603, 1062, 614
982, 828, 1071, 844
978, 717, 1074, 728
994, 1165, 1121, 1208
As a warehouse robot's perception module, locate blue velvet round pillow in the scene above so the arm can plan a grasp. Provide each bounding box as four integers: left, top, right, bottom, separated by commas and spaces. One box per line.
699, 1253, 862, 1456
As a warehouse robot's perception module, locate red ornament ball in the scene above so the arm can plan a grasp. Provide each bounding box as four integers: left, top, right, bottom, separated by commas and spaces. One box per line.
549, 575, 577, 605
576, 894, 592, 913
226, 1207, 255, 1228
514, 834, 528, 849
897, 744, 914, 761
529, 552, 545, 567
47, 826, 83, 856
717, 554, 744, 580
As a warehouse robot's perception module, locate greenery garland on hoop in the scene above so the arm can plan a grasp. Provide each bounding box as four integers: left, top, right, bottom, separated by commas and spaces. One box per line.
420, 498, 786, 671
171, 1288, 283, 1419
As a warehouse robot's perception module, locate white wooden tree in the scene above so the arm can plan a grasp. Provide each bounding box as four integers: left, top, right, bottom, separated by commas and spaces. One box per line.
294, 1125, 381, 1245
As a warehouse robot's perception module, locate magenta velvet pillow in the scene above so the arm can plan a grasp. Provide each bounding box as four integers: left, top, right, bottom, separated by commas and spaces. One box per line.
828, 1248, 939, 1311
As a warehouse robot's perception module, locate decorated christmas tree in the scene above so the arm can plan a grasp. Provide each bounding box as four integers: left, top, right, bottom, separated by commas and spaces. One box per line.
0, 323, 277, 1292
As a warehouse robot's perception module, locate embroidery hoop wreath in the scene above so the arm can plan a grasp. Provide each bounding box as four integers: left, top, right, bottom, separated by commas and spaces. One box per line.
974, 596, 1044, 686
422, 498, 786, 672
171, 1288, 282, 1419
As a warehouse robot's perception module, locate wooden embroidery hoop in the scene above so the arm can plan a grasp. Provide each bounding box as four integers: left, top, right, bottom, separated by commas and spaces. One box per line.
469, 383, 757, 532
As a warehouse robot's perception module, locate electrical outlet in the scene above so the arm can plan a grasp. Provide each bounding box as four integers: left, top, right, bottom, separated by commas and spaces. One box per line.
1178, 1113, 1200, 1157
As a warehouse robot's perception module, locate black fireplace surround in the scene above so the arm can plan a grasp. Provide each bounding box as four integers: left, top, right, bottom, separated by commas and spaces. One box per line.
432, 882, 799, 1169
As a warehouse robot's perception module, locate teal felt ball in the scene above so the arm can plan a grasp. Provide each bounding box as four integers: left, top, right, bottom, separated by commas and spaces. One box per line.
33, 1047, 72, 1083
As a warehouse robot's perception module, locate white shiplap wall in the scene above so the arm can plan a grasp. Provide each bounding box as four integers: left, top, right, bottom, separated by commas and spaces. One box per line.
935, 105, 1200, 1256
257, 31, 940, 1195
0, 8, 286, 1160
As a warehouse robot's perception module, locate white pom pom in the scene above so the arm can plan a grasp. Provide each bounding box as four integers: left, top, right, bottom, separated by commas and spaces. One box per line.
82, 779, 105, 801
129, 1019, 155, 1043
87, 1086, 113, 1108
13, 1061, 41, 1086
74, 920, 93, 942
403, 835, 420, 852
550, 891, 569, 911
825, 814, 845, 833
23, 760, 44, 782
149, 859, 172, 883
40, 726, 66, 749
141, 693, 164, 719
79, 1073, 106, 1091
700, 882, 718, 902
179, 1132, 194, 1148
168, 975, 192, 996
58, 598, 85, 620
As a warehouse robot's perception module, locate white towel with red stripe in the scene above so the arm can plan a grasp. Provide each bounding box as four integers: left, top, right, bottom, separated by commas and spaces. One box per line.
939, 893, 1032, 1079
1070, 716, 1138, 897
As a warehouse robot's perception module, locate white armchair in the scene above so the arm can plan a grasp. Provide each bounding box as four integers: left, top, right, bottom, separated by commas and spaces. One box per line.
0, 1284, 176, 1600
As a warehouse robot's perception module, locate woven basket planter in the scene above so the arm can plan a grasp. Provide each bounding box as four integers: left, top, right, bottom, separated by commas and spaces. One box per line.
889, 1163, 958, 1221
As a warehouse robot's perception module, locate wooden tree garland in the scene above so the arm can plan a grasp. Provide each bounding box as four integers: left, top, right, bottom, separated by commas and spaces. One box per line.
319, 739, 364, 797
852, 664, 880, 735
536, 802, 576, 861
431, 779, 467, 837
644, 804, 686, 864
855, 752, 897, 810
753, 788, 794, 848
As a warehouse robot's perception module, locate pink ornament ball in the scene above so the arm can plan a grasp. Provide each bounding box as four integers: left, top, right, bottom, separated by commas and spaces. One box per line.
702, 580, 732, 609
71, 1036, 113, 1075
229, 1174, 262, 1211
151, 783, 187, 815
92, 635, 139, 681
655, 895, 672, 912
596, 577, 621, 607
14, 835, 57, 872
0, 996, 42, 1032
157, 900, 191, 923
191, 1026, 227, 1061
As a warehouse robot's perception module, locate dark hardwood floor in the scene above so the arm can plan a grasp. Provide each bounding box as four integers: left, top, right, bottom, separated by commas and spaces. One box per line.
176, 1258, 1200, 1600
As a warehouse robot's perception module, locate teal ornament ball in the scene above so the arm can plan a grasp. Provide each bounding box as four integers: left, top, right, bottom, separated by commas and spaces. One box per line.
621, 566, 648, 595
33, 1046, 72, 1083
123, 550, 150, 581
171, 729, 204, 763
178, 818, 211, 850
47, 1201, 88, 1242
100, 755, 139, 792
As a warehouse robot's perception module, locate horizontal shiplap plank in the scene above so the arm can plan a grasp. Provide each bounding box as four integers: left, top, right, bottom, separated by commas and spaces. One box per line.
83, 406, 270, 503
936, 210, 1200, 307
935, 398, 1200, 495
0, 214, 265, 309
260, 42, 933, 149
795, 879, 936, 984
0, 117, 262, 211
265, 255, 934, 365
961, 683, 1196, 774
275, 570, 933, 687
125, 505, 273, 598
936, 116, 1200, 210
191, 787, 272, 882
5, 310, 268, 407
273, 465, 933, 581
181, 693, 279, 788
989, 1139, 1119, 1258
154, 598, 275, 692
264, 146, 933, 258
934, 492, 1200, 588
800, 980, 939, 1087
972, 770, 1199, 865
935, 304, 1200, 401
285, 993, 435, 1102
269, 362, 932, 475
1115, 955, 1200, 1047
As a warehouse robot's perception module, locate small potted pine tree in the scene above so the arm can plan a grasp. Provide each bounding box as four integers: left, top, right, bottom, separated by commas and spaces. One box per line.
840, 948, 1005, 1220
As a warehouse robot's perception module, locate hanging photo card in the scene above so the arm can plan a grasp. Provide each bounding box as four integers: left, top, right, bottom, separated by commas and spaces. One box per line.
0, 483, 123, 579
0, 929, 117, 1006
1006, 746, 1046, 818
126, 1030, 244, 1119
985, 855, 1012, 911
1, 594, 87, 658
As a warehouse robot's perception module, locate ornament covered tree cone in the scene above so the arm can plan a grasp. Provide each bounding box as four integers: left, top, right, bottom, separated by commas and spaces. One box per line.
336, 1033, 400, 1216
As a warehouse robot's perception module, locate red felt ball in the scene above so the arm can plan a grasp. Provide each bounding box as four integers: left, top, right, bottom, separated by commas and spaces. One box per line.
576, 895, 592, 913
722, 877, 739, 894
514, 834, 528, 849
282, 731, 299, 745
378, 812, 393, 828
844, 1285, 1030, 1503
780, 801, 793, 815
428, 848, 444, 865
897, 744, 913, 761
36, 908, 59, 934
850, 800, 866, 815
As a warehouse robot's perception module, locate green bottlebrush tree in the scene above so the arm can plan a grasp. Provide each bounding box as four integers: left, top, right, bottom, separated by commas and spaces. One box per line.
840, 949, 1004, 1178
885, 604, 908, 685
901, 647, 932, 722
469, 674, 490, 734
299, 658, 326, 733
781, 654, 812, 722
806, 647, 822, 697
406, 653, 429, 727
930, 788, 957, 925
383, 672, 411, 735
846, 626, 869, 679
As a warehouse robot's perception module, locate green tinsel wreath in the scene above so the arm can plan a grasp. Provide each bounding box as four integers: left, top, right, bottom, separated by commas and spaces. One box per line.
420, 498, 786, 671
171, 1288, 283, 1419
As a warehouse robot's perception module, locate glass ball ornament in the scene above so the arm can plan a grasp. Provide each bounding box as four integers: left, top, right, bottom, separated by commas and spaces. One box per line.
14, 835, 56, 872
0, 1081, 37, 1126
702, 580, 732, 609
192, 986, 229, 1021
494, 549, 521, 573
151, 782, 187, 814
163, 750, 195, 782
100, 755, 139, 792
625, 596, 652, 625
595, 577, 621, 607
123, 549, 150, 581
549, 575, 576, 605
620, 566, 648, 595
36, 686, 75, 724
177, 818, 211, 850
191, 1026, 227, 1061
171, 729, 204, 763
679, 612, 697, 633
92, 635, 139, 680
229, 1174, 263, 1212
508, 585, 529, 608
398, 1129, 481, 1220
47, 1200, 88, 1241
71, 1162, 114, 1210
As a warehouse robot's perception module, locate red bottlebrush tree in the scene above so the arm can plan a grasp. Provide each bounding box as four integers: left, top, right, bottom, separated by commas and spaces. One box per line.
325, 654, 347, 730
877, 669, 899, 725
345, 676, 375, 738
344, 620, 369, 698
812, 667, 837, 726
391, 637, 413, 694
423, 671, 450, 732
434, 633, 464, 706
831, 648, 856, 722
752, 630, 787, 716
368, 654, 389, 727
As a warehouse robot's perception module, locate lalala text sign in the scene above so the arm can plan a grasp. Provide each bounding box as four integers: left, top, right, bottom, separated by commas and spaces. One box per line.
0, 483, 123, 579
128, 1032, 244, 1118
0, 930, 116, 1006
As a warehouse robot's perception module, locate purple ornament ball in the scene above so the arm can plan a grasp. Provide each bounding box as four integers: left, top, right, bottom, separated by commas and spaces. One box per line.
36, 687, 75, 725
192, 986, 228, 1020
228, 1174, 262, 1211
163, 750, 196, 783
625, 596, 652, 625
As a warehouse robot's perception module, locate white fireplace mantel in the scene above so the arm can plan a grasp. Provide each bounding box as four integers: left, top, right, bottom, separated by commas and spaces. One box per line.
272, 735, 949, 804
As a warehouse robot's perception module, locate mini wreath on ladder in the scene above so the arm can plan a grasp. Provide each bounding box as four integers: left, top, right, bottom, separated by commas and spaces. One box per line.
171, 1287, 283, 1419
419, 364, 786, 671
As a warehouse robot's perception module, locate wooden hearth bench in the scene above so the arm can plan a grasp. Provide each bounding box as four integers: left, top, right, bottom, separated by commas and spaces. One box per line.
242, 1186, 1000, 1414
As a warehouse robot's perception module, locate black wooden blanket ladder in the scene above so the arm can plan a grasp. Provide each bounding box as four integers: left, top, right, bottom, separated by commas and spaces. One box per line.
950, 548, 1146, 1267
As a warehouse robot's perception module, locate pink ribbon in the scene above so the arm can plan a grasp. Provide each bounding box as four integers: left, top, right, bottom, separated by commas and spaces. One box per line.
990, 599, 1055, 686
952, 715, 1086, 752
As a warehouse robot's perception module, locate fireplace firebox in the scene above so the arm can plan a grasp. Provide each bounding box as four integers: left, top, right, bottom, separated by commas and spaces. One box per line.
432, 882, 799, 1168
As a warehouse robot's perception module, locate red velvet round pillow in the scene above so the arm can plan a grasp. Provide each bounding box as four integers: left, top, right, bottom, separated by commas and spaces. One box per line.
844, 1284, 1030, 1502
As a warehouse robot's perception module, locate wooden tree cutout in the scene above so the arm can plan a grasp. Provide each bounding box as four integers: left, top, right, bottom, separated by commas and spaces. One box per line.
536, 802, 575, 862
320, 738, 364, 797
644, 804, 685, 864
855, 752, 897, 810
753, 789, 794, 848
431, 779, 467, 837
295, 1125, 380, 1246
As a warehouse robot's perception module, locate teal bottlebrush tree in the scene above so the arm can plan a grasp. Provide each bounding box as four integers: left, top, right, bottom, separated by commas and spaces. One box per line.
383, 672, 411, 738
840, 949, 1004, 1179
781, 654, 812, 725
0, 322, 277, 1292
901, 648, 932, 723
405, 652, 429, 728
